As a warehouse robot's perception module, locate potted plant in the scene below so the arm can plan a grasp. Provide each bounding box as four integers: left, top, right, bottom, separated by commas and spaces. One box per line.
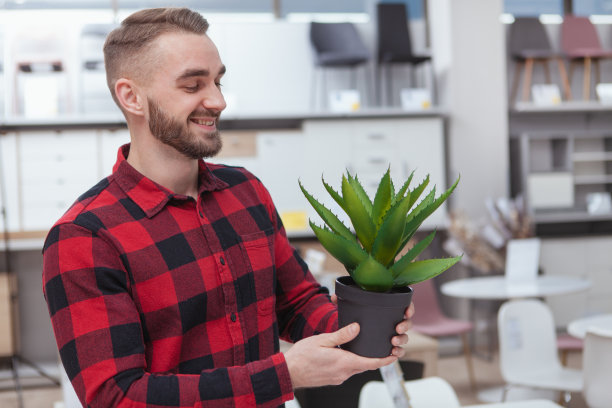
299, 168, 461, 358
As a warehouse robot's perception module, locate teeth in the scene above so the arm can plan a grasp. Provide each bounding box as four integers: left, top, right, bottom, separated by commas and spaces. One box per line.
193, 119, 214, 126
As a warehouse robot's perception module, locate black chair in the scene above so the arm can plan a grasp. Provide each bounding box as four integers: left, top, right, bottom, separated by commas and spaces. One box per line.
294, 360, 424, 408
376, 3, 434, 106
508, 17, 571, 103
309, 22, 371, 109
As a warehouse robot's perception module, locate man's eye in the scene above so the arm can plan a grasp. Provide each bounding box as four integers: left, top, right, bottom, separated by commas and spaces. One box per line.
215, 82, 223, 89
185, 85, 200, 92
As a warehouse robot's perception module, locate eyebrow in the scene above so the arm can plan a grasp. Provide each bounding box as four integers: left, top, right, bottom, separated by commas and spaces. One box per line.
176, 65, 226, 82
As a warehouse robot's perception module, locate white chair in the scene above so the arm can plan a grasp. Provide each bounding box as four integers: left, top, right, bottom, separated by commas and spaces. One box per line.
497, 299, 582, 404
358, 377, 564, 408
582, 328, 612, 408
359, 377, 462, 408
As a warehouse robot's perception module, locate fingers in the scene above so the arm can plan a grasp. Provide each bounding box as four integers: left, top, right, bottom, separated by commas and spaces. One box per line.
392, 333, 409, 347
396, 319, 412, 334
322, 323, 360, 347
354, 354, 398, 371
330, 294, 338, 305
406, 301, 415, 318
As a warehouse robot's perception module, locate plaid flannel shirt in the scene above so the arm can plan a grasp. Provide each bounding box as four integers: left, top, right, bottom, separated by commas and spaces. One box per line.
42, 144, 338, 407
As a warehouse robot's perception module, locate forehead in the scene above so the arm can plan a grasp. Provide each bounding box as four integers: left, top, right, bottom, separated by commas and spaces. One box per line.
151, 31, 224, 77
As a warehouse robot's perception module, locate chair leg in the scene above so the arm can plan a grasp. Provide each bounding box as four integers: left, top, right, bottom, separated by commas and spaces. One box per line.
428, 60, 438, 106
522, 58, 534, 101
595, 59, 601, 99
583, 57, 592, 100
560, 349, 568, 366
542, 60, 551, 84
557, 57, 572, 100
509, 61, 523, 105
501, 384, 511, 402
461, 332, 477, 392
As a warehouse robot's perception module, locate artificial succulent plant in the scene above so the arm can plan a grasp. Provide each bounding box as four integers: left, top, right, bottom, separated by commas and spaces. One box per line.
299, 169, 461, 292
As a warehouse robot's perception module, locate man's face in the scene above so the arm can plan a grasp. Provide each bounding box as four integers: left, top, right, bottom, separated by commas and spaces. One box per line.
142, 32, 227, 159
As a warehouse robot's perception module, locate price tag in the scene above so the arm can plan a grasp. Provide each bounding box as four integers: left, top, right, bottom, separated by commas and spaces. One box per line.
380, 361, 412, 408
279, 211, 308, 231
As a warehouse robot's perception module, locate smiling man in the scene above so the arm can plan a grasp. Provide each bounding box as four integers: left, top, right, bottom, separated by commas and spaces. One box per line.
42, 8, 413, 407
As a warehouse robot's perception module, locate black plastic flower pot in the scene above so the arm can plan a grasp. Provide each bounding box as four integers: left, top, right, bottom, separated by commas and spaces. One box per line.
335, 276, 413, 358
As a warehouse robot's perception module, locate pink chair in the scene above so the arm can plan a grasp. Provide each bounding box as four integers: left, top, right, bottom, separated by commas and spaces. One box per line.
556, 333, 583, 366
561, 15, 612, 100
411, 278, 477, 391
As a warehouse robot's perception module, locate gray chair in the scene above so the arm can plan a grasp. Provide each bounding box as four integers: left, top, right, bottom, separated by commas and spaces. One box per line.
309, 22, 371, 109
508, 17, 571, 103
376, 3, 435, 106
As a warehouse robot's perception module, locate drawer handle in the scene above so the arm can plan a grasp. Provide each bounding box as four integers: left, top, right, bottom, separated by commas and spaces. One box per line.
367, 134, 386, 140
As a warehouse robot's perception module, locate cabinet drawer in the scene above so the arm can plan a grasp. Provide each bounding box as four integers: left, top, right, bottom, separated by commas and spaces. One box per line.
20, 158, 98, 184
19, 131, 97, 162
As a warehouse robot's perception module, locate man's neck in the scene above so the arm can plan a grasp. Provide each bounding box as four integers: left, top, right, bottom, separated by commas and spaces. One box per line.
127, 135, 200, 200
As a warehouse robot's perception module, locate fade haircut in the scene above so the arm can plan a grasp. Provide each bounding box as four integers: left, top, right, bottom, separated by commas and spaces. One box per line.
103, 7, 209, 108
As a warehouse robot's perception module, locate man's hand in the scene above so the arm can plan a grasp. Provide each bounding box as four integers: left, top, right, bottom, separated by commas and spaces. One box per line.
284, 323, 398, 388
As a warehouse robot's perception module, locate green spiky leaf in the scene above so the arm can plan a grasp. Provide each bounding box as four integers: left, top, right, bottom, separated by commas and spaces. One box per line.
299, 180, 356, 243
391, 256, 462, 287
394, 170, 415, 203
347, 172, 373, 216
391, 230, 437, 279
371, 168, 394, 229
342, 175, 376, 252
353, 256, 394, 292
371, 193, 413, 267
309, 222, 368, 273
322, 176, 345, 211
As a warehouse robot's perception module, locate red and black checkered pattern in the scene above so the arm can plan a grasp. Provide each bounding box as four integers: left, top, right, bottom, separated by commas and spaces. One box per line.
43, 144, 337, 407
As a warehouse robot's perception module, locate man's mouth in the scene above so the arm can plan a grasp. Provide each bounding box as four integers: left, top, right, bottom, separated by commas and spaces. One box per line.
190, 118, 216, 126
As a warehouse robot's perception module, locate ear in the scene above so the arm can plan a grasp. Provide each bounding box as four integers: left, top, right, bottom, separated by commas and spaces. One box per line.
115, 78, 145, 116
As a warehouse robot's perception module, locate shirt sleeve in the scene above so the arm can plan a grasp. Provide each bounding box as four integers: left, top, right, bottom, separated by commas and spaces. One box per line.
42, 222, 294, 408
254, 181, 339, 342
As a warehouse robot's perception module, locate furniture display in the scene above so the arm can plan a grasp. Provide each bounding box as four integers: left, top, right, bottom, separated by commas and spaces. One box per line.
358, 376, 564, 408
567, 313, 612, 339
309, 22, 371, 110
497, 299, 582, 404
582, 329, 612, 408
376, 3, 434, 106
561, 15, 612, 100
508, 17, 570, 103
411, 279, 477, 391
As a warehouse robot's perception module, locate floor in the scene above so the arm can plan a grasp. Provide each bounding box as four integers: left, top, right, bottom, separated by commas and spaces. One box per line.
0, 351, 588, 408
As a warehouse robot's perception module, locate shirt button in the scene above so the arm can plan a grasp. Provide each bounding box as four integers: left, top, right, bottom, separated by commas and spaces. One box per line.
220, 256, 226, 265
230, 312, 237, 322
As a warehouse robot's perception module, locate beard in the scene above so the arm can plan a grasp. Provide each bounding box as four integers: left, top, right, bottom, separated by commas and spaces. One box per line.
147, 98, 222, 160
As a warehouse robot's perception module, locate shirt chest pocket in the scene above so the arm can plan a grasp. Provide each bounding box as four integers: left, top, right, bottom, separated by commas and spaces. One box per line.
239, 229, 276, 315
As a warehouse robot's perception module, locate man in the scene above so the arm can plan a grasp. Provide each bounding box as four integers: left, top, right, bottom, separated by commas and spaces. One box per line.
43, 8, 414, 407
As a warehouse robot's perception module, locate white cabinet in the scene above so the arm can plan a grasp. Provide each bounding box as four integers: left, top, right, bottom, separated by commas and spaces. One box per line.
302, 117, 447, 230
18, 130, 99, 231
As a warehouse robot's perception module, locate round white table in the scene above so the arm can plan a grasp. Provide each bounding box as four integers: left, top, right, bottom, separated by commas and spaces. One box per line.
440, 275, 591, 300
440, 275, 591, 403
567, 314, 612, 338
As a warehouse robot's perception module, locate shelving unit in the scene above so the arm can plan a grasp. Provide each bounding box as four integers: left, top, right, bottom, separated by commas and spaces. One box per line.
510, 102, 612, 235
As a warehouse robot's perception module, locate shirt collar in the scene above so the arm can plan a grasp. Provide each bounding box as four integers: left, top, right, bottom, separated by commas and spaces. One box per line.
112, 143, 229, 218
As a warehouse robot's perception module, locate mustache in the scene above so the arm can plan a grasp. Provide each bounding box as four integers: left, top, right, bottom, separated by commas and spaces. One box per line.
189, 109, 221, 120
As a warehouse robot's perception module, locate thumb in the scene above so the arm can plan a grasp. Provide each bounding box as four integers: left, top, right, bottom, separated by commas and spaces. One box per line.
322, 323, 360, 347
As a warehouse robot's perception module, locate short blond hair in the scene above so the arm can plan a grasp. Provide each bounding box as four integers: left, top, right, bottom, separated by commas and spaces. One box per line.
103, 8, 209, 107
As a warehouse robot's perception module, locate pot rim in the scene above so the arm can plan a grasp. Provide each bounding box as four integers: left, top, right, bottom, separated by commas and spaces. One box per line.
335, 276, 413, 308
